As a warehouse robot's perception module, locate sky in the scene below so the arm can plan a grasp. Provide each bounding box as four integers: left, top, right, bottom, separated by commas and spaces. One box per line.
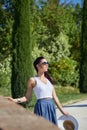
36, 0, 82, 7
60, 0, 82, 5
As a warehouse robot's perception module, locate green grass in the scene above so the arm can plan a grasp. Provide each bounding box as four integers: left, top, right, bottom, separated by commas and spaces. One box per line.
0, 86, 87, 111
58, 93, 87, 104
55, 86, 87, 104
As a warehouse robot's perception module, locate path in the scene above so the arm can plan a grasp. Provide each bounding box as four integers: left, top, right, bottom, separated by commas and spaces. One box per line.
56, 100, 87, 130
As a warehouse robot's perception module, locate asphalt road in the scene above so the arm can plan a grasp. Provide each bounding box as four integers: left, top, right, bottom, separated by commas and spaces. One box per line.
56, 100, 87, 130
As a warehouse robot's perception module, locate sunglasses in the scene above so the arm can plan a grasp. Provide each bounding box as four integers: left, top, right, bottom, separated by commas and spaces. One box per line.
40, 61, 49, 65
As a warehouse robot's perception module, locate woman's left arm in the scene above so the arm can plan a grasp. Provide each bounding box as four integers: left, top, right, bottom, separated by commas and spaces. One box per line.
52, 87, 69, 116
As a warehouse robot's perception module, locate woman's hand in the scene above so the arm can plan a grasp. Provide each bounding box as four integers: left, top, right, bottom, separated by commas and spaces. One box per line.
63, 110, 70, 116
5, 97, 17, 103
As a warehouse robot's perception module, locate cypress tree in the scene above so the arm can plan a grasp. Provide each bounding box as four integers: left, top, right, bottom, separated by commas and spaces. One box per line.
79, 0, 87, 92
11, 0, 33, 98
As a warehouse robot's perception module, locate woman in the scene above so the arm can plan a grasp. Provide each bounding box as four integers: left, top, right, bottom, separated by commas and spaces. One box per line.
7, 56, 69, 126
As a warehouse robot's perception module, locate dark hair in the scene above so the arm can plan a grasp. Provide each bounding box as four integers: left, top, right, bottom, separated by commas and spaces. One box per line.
33, 56, 55, 85
33, 56, 44, 72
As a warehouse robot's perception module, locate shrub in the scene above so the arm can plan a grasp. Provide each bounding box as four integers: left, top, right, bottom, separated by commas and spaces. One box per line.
49, 57, 79, 87
0, 56, 11, 95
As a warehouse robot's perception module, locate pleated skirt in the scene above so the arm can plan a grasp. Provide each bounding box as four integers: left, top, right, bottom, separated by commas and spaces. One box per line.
34, 98, 58, 126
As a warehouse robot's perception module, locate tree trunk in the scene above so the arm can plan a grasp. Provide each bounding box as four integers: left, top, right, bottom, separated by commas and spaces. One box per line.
11, 0, 33, 99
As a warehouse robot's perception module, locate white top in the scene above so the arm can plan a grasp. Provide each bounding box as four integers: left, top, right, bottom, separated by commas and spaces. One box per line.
33, 77, 53, 99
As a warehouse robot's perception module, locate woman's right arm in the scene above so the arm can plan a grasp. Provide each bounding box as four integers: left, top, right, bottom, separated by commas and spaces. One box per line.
6, 77, 35, 103
25, 77, 35, 102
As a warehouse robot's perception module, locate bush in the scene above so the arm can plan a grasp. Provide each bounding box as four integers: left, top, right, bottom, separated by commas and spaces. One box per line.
55, 86, 80, 94
0, 56, 11, 95
49, 57, 79, 87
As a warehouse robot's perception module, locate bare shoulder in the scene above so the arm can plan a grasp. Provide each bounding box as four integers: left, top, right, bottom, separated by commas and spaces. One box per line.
27, 77, 36, 88
28, 77, 35, 82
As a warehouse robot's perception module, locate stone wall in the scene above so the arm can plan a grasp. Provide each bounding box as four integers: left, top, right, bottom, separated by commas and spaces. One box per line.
0, 96, 59, 130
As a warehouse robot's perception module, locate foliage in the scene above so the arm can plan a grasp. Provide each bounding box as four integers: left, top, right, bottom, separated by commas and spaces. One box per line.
11, 0, 33, 98
49, 57, 79, 87
55, 86, 80, 94
69, 4, 82, 62
30, 1, 82, 87
0, 56, 11, 92
32, 45, 52, 62
0, 3, 13, 62
79, 0, 87, 92
0, 1, 13, 91
47, 32, 70, 61
0, 0, 83, 93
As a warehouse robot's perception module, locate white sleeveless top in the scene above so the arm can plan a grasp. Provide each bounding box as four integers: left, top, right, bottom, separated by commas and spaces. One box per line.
33, 77, 53, 99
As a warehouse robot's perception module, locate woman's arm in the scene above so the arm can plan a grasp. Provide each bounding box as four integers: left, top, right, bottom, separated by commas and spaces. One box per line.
6, 77, 35, 104
52, 87, 69, 116
25, 77, 35, 102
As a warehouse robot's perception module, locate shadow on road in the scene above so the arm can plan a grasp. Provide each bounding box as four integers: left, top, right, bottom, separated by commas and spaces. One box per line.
63, 104, 87, 108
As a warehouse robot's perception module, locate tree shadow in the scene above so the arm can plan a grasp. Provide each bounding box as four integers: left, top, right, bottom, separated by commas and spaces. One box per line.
63, 104, 87, 108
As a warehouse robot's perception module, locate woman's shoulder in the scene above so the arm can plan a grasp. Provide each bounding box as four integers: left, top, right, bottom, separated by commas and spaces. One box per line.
28, 77, 35, 84
28, 77, 37, 88
28, 77, 35, 82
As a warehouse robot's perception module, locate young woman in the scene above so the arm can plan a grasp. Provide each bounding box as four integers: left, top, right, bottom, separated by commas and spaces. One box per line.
7, 56, 69, 126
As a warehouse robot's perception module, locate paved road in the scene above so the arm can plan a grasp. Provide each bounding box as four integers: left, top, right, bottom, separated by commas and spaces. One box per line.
56, 100, 87, 130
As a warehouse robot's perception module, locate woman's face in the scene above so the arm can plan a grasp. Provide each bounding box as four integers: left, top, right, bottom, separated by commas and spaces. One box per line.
37, 59, 49, 72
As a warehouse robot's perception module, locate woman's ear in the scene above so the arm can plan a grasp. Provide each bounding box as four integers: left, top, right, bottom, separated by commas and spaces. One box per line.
37, 64, 42, 69
36, 64, 39, 69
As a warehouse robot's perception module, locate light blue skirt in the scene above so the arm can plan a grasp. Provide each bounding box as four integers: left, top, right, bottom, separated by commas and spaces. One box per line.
34, 98, 58, 126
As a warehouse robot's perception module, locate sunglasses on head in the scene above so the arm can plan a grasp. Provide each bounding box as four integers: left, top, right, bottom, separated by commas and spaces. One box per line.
40, 61, 48, 65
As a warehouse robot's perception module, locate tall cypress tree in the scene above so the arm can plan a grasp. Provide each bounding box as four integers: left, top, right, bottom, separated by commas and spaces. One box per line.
11, 0, 33, 98
79, 0, 87, 92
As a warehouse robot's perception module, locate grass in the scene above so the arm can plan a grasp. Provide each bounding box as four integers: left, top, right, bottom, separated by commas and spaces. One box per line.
55, 86, 87, 104
0, 85, 87, 111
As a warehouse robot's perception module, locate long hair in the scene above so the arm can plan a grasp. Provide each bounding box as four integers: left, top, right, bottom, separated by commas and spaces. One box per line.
33, 56, 55, 85
33, 56, 44, 72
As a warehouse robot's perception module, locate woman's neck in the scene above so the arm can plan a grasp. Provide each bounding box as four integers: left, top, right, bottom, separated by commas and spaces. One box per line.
37, 73, 44, 77
37, 72, 47, 84
37, 72, 45, 78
